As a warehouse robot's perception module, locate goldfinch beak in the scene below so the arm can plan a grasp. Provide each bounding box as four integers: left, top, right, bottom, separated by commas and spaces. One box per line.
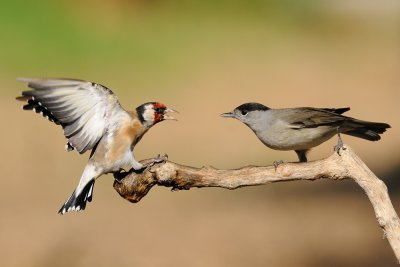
163, 108, 179, 120
220, 112, 235, 118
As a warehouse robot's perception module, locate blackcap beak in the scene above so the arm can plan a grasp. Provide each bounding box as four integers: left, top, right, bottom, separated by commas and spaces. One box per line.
220, 112, 235, 118
163, 108, 179, 120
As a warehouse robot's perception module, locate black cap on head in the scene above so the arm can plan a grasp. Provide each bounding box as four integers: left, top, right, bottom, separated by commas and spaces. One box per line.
235, 102, 270, 113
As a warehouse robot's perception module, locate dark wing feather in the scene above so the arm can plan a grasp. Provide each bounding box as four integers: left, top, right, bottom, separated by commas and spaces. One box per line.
286, 107, 347, 129
17, 78, 128, 154
283, 107, 390, 141
321, 107, 350, 115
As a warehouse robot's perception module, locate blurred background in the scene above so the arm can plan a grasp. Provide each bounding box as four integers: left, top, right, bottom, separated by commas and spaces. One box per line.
1, 0, 399, 266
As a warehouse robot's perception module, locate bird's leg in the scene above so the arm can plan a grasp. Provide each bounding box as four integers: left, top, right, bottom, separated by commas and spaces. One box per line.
142, 154, 169, 171
273, 160, 284, 171
295, 150, 308, 163
115, 155, 168, 181
334, 128, 347, 155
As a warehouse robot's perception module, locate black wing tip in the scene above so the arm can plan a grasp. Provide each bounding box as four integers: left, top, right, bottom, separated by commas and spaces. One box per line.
321, 107, 350, 114
339, 107, 351, 113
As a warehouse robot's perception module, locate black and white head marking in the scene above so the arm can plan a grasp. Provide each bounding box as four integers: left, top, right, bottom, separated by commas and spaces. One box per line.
136, 102, 168, 128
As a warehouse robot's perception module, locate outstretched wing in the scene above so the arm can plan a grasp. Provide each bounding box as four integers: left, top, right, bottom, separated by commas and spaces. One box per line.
17, 78, 128, 154
285, 107, 349, 129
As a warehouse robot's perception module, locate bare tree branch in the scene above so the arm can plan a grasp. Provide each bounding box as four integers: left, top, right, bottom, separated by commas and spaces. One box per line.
113, 145, 400, 263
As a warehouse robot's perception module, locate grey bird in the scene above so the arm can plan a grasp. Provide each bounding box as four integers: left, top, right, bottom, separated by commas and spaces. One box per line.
221, 103, 390, 162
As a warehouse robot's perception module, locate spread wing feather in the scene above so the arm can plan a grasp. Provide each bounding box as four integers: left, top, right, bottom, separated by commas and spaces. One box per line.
17, 78, 128, 154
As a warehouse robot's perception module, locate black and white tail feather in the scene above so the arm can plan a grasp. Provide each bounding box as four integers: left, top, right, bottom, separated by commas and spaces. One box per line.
59, 180, 95, 214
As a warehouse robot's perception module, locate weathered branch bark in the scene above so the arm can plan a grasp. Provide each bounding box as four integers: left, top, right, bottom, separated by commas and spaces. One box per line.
113, 145, 400, 263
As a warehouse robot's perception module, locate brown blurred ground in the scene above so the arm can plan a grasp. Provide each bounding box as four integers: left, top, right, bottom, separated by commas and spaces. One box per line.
1, 1, 400, 266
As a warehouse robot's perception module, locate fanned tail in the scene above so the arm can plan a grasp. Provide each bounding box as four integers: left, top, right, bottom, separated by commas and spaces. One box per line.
58, 179, 95, 215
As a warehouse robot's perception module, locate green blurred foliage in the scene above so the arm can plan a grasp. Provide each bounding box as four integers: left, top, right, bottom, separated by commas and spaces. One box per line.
1, 0, 397, 92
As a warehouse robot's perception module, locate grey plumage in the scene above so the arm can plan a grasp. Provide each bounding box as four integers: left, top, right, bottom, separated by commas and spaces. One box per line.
221, 102, 390, 162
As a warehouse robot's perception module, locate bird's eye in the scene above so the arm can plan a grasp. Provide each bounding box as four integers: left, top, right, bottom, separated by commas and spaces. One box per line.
241, 110, 248, 116
155, 107, 162, 113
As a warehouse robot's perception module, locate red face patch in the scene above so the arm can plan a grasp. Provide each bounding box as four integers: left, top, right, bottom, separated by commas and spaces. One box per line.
153, 102, 167, 124
154, 112, 162, 123
153, 102, 166, 109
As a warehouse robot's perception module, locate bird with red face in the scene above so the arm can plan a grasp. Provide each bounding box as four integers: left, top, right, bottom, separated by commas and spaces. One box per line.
17, 78, 178, 214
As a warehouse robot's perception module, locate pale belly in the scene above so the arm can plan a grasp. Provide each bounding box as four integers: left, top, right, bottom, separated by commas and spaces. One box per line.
255, 126, 337, 151
90, 134, 140, 173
